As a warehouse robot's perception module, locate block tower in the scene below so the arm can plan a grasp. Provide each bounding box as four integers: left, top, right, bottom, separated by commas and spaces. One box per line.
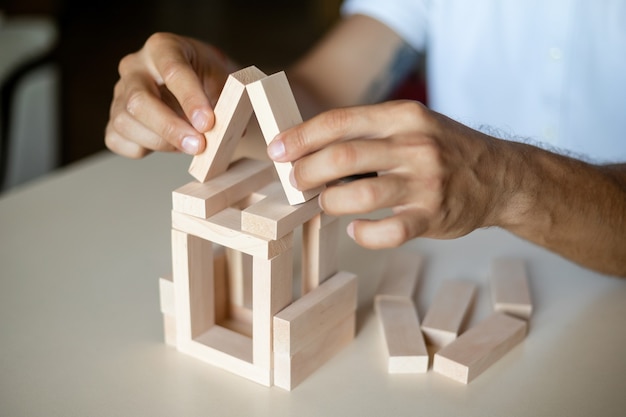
158, 66, 358, 390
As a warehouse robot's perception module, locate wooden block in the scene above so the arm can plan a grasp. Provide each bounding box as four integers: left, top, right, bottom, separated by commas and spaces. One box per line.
421, 280, 477, 348
301, 213, 339, 295
433, 312, 527, 384
213, 245, 229, 324
252, 249, 294, 373
241, 188, 322, 239
163, 314, 177, 347
159, 274, 175, 316
491, 258, 533, 320
246, 71, 324, 205
225, 248, 253, 309
189, 66, 267, 182
375, 250, 425, 301
172, 208, 293, 259
374, 298, 428, 374
174, 158, 275, 219
171, 229, 215, 341
274, 312, 355, 391
273, 271, 357, 355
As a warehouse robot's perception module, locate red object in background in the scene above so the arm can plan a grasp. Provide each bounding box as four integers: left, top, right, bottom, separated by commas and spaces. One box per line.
389, 71, 428, 104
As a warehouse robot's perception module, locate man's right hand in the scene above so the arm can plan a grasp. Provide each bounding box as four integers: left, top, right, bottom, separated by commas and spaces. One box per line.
105, 33, 235, 158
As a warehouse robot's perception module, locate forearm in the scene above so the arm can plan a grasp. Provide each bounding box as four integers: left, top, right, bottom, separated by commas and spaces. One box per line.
287, 14, 418, 119
492, 139, 626, 276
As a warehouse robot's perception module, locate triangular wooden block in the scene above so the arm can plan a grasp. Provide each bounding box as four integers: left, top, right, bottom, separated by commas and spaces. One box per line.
189, 66, 323, 206
189, 66, 267, 182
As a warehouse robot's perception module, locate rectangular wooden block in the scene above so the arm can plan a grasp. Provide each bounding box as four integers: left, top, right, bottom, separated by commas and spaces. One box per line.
241, 188, 322, 239
375, 250, 425, 301
421, 280, 477, 348
301, 213, 339, 295
171, 229, 215, 341
246, 71, 324, 205
252, 249, 294, 371
159, 274, 175, 316
225, 248, 253, 309
273, 271, 357, 355
433, 312, 527, 384
189, 66, 267, 182
274, 312, 355, 391
491, 258, 533, 320
375, 297, 428, 374
172, 208, 293, 259
163, 314, 177, 347
174, 158, 275, 219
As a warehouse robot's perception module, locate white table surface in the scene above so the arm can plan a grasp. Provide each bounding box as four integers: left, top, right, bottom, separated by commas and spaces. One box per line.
1, 150, 625, 417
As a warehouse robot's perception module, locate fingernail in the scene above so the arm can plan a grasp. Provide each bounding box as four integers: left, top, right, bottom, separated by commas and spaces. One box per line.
182, 136, 200, 155
267, 138, 286, 160
191, 110, 209, 132
346, 222, 356, 240
289, 168, 298, 188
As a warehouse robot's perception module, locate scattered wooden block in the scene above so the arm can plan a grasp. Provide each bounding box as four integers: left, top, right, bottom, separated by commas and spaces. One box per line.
374, 297, 428, 374
433, 312, 527, 384
301, 213, 339, 295
174, 158, 275, 219
421, 280, 477, 348
189, 66, 267, 182
491, 258, 533, 320
375, 250, 424, 302
246, 71, 324, 205
241, 188, 322, 240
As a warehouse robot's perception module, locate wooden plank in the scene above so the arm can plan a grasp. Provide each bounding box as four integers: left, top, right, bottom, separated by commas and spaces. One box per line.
273, 271, 357, 355
490, 258, 533, 320
433, 312, 527, 384
225, 248, 253, 309
421, 280, 477, 348
301, 213, 339, 295
172, 208, 293, 259
374, 297, 428, 374
158, 274, 175, 316
174, 158, 275, 219
375, 250, 424, 301
274, 312, 355, 391
252, 249, 294, 373
163, 314, 177, 347
213, 245, 229, 324
246, 71, 324, 205
178, 329, 271, 386
171, 229, 214, 342
241, 189, 322, 240
188, 66, 267, 182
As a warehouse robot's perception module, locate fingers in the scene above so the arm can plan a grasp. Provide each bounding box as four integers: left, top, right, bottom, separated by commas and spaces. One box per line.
319, 174, 409, 215
105, 109, 177, 158
268, 100, 429, 162
346, 209, 429, 249
142, 33, 215, 133
121, 72, 206, 155
291, 138, 397, 190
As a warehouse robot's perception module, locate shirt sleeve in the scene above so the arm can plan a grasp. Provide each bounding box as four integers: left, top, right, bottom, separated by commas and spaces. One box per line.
341, 0, 429, 52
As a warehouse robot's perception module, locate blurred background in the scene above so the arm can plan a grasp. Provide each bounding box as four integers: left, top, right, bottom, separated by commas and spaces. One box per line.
0, 0, 342, 191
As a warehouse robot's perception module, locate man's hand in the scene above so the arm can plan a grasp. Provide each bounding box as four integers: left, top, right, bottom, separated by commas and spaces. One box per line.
267, 100, 504, 249
105, 33, 235, 158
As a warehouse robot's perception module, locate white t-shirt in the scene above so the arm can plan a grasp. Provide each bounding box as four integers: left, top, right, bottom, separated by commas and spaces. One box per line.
342, 0, 626, 162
